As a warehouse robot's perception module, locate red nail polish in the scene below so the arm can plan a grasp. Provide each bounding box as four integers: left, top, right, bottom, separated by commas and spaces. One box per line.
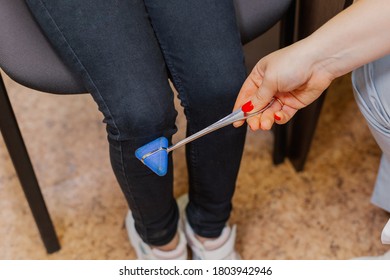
242, 101, 254, 113
274, 114, 281, 121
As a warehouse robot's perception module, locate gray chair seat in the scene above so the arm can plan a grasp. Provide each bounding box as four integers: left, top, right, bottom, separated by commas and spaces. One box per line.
235, 0, 292, 44
0, 0, 292, 94
0, 0, 84, 94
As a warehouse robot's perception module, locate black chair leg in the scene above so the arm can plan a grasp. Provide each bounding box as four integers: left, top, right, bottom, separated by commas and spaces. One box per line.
288, 94, 326, 171
272, 0, 296, 165
286, 1, 352, 172
0, 74, 60, 254
272, 125, 288, 164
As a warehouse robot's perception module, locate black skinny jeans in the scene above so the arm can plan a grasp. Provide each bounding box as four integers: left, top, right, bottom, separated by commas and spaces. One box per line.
26, 0, 247, 246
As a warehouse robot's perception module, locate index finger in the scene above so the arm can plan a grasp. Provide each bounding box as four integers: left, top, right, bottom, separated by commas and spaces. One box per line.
250, 74, 278, 110
232, 70, 264, 127
232, 69, 263, 112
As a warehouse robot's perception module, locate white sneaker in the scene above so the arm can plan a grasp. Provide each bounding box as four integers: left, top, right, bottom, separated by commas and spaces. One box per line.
381, 219, 390, 244
177, 194, 241, 260
125, 210, 188, 260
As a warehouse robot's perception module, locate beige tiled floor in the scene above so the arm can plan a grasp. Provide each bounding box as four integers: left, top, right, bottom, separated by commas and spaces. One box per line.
1, 72, 389, 260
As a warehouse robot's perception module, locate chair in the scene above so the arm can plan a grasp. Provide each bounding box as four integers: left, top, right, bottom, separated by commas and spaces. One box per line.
286, 0, 353, 171
0, 0, 295, 253
235, 0, 296, 165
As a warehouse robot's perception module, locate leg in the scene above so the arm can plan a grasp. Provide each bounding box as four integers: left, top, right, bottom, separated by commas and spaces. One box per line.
25, 0, 179, 247
288, 95, 327, 171
145, 0, 247, 238
0, 73, 60, 254
273, 0, 296, 165
352, 54, 390, 212
351, 57, 390, 260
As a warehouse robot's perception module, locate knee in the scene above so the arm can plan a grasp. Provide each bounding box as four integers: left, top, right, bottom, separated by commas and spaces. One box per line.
188, 63, 247, 114
105, 103, 178, 142
352, 64, 390, 130
206, 66, 246, 100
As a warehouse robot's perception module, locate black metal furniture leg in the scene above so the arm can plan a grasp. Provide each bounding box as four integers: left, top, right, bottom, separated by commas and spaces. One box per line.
288, 93, 327, 171
272, 124, 288, 164
272, 0, 296, 165
0, 74, 60, 254
286, 1, 353, 172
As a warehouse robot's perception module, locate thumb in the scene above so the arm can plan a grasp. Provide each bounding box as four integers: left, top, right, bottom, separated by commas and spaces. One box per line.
250, 76, 276, 110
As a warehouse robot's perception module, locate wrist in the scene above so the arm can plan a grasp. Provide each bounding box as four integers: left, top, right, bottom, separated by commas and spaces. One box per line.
300, 36, 341, 82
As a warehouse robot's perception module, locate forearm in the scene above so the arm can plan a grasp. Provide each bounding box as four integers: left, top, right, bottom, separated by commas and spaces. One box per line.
233, 0, 390, 130
303, 0, 390, 79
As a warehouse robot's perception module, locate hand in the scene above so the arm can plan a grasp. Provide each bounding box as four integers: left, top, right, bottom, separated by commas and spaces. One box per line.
233, 42, 334, 131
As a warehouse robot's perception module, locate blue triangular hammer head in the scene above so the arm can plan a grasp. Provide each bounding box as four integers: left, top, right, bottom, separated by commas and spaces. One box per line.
135, 137, 168, 176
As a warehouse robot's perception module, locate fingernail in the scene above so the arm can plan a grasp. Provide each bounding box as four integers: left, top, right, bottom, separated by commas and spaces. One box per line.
274, 113, 281, 121
242, 101, 254, 113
